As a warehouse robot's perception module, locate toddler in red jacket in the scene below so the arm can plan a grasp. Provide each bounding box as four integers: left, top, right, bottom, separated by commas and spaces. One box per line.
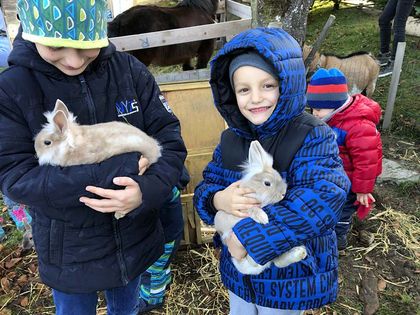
307, 68, 383, 250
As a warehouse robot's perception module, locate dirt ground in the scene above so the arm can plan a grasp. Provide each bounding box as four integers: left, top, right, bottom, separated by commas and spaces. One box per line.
0, 133, 418, 315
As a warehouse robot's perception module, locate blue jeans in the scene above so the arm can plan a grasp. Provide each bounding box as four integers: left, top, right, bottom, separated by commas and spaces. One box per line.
52, 276, 141, 315
379, 0, 415, 58
335, 192, 357, 237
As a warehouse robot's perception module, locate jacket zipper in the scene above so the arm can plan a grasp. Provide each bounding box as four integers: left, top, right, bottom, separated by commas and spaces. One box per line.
113, 219, 129, 285
78, 75, 129, 284
78, 75, 97, 123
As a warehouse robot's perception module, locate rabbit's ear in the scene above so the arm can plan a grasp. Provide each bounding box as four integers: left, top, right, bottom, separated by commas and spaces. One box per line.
53, 99, 70, 118
53, 110, 69, 134
249, 141, 273, 168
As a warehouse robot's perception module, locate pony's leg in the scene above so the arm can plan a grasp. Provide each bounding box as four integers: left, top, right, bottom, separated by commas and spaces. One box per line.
131, 50, 153, 67
196, 39, 215, 69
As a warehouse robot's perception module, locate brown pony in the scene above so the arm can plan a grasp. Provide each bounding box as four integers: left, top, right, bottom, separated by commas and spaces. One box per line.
108, 0, 219, 70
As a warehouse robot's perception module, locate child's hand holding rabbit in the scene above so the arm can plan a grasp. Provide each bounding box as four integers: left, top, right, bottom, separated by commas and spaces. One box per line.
80, 156, 151, 217
225, 231, 247, 260
213, 181, 260, 218
80, 177, 142, 217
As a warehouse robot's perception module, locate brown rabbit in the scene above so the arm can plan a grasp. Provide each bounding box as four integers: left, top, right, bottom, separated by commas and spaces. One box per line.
35, 99, 161, 167
34, 99, 162, 219
214, 141, 307, 275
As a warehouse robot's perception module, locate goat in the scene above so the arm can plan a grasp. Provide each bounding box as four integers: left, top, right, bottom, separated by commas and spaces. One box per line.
304, 45, 380, 97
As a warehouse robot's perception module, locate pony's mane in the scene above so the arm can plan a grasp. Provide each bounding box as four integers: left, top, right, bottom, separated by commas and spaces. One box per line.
323, 51, 372, 59
178, 0, 218, 16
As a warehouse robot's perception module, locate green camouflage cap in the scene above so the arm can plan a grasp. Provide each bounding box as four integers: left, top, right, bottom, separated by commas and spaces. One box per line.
17, 0, 109, 49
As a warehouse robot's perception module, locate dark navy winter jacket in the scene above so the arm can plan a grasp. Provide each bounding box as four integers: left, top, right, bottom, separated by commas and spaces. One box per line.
194, 28, 350, 310
0, 32, 187, 293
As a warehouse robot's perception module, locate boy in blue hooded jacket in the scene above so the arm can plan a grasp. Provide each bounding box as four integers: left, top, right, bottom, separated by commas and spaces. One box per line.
0, 0, 186, 314
194, 28, 350, 314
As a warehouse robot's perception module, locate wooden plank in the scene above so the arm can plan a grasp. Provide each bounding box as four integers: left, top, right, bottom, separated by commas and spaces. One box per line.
155, 69, 210, 84
109, 19, 252, 52
159, 80, 210, 92
226, 0, 252, 19
382, 42, 406, 129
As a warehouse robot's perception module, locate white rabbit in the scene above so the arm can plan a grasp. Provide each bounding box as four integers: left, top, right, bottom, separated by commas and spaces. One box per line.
214, 140, 307, 275
34, 99, 162, 219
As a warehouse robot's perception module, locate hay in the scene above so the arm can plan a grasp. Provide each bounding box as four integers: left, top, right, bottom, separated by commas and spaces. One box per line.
347, 205, 419, 262
368, 207, 420, 259
155, 243, 228, 314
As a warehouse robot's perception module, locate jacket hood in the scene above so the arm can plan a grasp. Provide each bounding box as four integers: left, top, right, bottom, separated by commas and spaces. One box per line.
210, 28, 306, 140
8, 27, 115, 79
331, 94, 382, 125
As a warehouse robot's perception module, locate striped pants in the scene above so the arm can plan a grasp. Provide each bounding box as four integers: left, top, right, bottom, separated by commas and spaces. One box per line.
139, 239, 180, 304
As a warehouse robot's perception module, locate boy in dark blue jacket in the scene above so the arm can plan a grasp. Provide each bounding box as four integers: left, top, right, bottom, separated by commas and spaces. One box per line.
0, 1, 186, 314
194, 28, 350, 314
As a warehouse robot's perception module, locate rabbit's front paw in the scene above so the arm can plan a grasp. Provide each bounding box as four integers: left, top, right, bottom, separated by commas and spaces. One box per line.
273, 245, 307, 268
248, 207, 269, 224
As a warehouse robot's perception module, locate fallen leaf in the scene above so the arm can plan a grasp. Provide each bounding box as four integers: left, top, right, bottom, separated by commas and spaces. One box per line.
1, 277, 10, 293
28, 263, 37, 274
377, 279, 387, 291
5, 257, 22, 269
17, 274, 28, 287
0, 244, 4, 252
0, 308, 13, 315
20, 296, 29, 307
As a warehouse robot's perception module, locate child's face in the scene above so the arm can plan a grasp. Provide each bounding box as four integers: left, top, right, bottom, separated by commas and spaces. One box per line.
233, 66, 279, 125
35, 44, 101, 76
312, 108, 334, 119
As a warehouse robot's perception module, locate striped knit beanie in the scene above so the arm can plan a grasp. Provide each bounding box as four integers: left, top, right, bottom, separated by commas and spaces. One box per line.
306, 68, 349, 109
17, 0, 109, 49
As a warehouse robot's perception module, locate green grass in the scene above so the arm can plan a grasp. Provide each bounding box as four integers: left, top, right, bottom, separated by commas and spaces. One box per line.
306, 2, 420, 139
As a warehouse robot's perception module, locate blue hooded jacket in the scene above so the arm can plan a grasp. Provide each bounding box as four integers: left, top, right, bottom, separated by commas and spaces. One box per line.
0, 31, 187, 293
194, 28, 350, 310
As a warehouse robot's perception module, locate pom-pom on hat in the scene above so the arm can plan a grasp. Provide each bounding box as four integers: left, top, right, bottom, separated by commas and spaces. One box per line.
229, 51, 277, 87
306, 68, 349, 109
17, 0, 109, 49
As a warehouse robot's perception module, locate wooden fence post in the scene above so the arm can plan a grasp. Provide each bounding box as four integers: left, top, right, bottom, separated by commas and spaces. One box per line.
304, 14, 336, 75
251, 0, 261, 28
382, 42, 406, 130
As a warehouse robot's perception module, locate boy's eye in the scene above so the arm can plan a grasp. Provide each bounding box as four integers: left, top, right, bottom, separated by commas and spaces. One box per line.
264, 82, 277, 89
48, 46, 63, 52
237, 88, 249, 93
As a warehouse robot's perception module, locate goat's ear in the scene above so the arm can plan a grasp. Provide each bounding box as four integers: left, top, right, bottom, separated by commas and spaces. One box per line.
319, 54, 326, 67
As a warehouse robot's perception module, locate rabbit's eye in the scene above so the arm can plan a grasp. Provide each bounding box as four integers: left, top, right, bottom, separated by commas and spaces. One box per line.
264, 181, 271, 187
44, 140, 52, 146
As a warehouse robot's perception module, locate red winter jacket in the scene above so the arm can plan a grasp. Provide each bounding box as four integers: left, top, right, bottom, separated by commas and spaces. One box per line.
328, 94, 382, 194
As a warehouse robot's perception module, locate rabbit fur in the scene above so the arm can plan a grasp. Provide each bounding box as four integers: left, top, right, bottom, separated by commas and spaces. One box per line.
35, 99, 161, 167
34, 99, 162, 219
214, 141, 307, 275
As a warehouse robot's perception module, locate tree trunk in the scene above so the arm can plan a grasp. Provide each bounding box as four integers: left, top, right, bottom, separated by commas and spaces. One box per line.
251, 0, 314, 46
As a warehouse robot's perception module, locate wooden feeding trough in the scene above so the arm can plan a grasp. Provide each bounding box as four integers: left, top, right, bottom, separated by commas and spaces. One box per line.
108, 0, 253, 245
